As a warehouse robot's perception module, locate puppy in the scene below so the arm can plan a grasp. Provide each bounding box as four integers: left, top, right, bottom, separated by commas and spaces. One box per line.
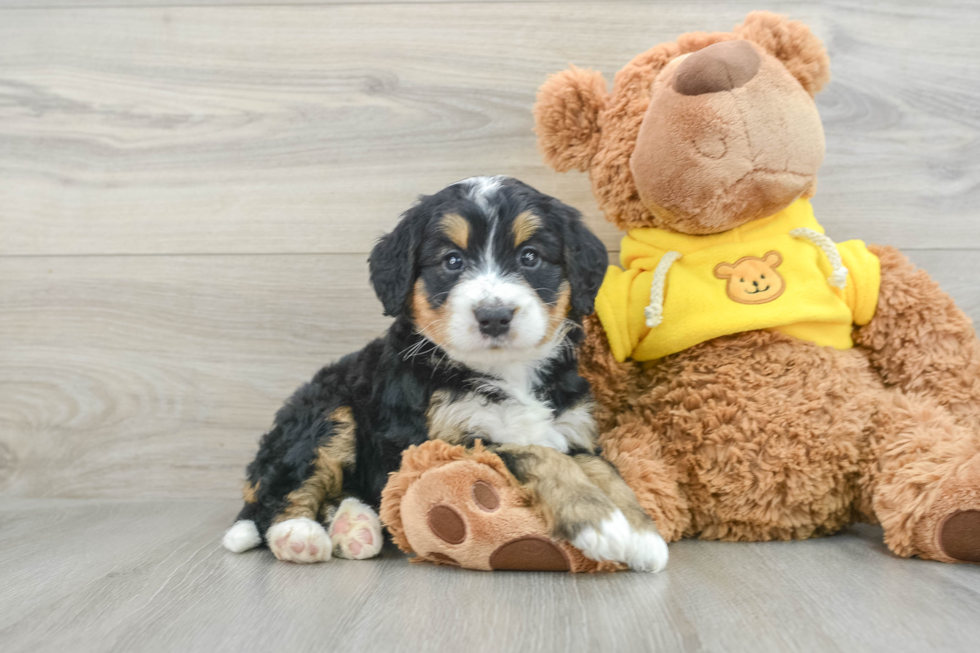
222, 176, 668, 571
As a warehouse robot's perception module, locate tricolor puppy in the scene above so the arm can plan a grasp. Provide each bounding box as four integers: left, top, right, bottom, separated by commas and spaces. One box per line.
222, 176, 668, 571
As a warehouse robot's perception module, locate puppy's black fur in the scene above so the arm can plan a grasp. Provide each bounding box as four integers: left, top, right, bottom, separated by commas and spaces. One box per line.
233, 177, 608, 539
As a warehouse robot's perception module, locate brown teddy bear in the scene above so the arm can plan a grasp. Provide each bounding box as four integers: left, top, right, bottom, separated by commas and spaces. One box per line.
380, 11, 980, 569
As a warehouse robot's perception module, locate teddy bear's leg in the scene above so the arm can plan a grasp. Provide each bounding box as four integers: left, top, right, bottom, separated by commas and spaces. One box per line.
598, 416, 691, 542
854, 245, 980, 562
855, 245, 980, 432
866, 390, 980, 563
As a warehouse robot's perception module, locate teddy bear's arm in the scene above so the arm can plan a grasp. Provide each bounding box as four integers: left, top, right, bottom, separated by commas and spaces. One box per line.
577, 314, 647, 430
854, 245, 980, 431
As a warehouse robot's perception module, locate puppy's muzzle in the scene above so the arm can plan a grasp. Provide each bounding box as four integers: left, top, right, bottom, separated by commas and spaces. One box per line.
474, 305, 515, 338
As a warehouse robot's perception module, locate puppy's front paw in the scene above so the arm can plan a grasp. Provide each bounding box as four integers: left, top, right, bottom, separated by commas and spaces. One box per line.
267, 517, 332, 563
329, 498, 384, 560
625, 527, 670, 572
571, 510, 668, 572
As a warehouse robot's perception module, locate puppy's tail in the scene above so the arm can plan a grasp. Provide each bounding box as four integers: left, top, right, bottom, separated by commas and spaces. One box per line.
222, 519, 262, 553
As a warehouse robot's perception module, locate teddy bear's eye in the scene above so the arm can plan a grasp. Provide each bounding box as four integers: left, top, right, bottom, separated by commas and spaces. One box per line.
760, 274, 765, 279
740, 278, 744, 283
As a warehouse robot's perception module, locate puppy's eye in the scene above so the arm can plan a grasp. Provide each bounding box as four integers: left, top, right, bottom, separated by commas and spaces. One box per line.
519, 248, 540, 268
443, 252, 465, 272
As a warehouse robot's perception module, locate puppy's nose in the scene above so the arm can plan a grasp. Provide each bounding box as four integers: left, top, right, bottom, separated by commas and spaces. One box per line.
752, 280, 759, 287
474, 305, 515, 338
673, 40, 761, 96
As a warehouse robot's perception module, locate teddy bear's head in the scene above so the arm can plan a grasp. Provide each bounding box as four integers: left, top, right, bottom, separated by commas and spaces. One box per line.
534, 12, 830, 235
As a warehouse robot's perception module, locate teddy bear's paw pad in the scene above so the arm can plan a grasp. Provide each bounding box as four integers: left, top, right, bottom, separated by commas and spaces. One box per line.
427, 504, 467, 544
572, 510, 668, 572
940, 510, 980, 563
267, 517, 332, 563
472, 480, 500, 512
489, 536, 570, 571
329, 498, 384, 560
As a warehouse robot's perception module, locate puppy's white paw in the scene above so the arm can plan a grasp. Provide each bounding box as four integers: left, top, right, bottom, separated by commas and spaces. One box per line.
572, 510, 668, 572
223, 519, 262, 553
626, 528, 669, 573
572, 510, 632, 562
266, 518, 332, 563
328, 498, 383, 560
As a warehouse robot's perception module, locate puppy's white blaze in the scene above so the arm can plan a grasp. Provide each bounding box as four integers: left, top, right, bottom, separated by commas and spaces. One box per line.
445, 271, 548, 362
463, 175, 504, 212
222, 519, 261, 553
572, 510, 669, 572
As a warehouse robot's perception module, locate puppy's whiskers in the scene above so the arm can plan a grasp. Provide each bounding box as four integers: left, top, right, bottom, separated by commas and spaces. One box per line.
399, 339, 430, 361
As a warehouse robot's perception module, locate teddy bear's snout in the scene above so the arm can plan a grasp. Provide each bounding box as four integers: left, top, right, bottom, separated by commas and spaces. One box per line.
673, 40, 761, 96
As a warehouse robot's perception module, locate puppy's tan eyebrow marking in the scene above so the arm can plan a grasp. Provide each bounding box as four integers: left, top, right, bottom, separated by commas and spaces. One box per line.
440, 213, 469, 250
512, 211, 542, 247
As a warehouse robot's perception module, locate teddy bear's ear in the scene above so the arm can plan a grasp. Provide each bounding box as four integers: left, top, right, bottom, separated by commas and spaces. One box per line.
734, 11, 830, 96
533, 66, 610, 172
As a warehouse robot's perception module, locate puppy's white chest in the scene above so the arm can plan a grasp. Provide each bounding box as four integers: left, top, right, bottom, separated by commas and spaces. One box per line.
427, 374, 596, 453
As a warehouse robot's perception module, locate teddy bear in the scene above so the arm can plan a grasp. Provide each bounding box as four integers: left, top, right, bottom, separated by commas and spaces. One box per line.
379, 11, 980, 570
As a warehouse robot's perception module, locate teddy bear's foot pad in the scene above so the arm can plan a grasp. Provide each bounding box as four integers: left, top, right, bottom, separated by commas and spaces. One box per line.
424, 496, 571, 570
488, 536, 570, 571
422, 490, 572, 571
940, 510, 980, 563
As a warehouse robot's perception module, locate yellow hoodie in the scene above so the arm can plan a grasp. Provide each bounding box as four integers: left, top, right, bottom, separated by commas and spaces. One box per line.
594, 198, 880, 362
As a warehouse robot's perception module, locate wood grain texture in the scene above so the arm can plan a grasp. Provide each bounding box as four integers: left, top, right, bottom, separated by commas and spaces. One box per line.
1, 0, 978, 257
1, 498, 979, 653
0, 254, 391, 498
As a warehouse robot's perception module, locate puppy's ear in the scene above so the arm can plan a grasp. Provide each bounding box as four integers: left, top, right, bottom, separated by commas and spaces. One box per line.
553, 201, 608, 316
734, 11, 830, 96
369, 203, 426, 317
534, 66, 609, 172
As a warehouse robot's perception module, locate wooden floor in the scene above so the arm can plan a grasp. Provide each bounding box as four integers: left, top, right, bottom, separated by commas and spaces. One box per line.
2, 0, 980, 651
0, 498, 978, 653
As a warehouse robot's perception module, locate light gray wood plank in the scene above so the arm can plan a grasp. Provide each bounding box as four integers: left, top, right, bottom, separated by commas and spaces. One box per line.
812, 0, 980, 246
2, 1, 978, 256
0, 254, 391, 499
1, 499, 979, 653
